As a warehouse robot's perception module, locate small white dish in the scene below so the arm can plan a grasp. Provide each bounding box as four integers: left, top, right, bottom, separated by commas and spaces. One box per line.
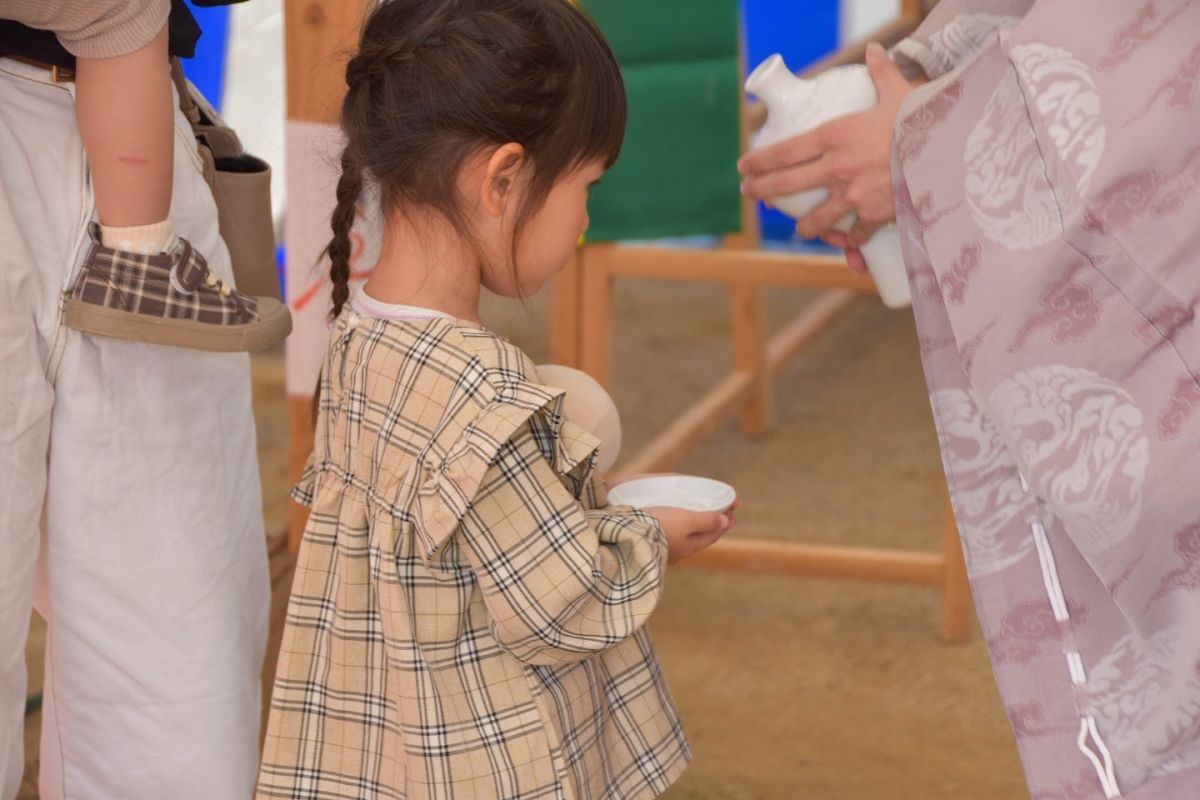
607, 476, 736, 513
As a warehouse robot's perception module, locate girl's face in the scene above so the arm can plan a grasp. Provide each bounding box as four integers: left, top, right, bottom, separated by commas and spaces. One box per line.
481, 159, 605, 299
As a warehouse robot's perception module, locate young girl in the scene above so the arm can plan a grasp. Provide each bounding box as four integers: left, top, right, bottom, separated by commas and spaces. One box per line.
258, 2, 735, 798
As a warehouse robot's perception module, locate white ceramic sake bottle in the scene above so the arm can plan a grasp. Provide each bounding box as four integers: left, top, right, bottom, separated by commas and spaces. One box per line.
745, 54, 911, 309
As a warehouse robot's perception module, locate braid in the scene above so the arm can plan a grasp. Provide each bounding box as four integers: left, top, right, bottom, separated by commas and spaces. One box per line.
326, 146, 361, 320
344, 4, 458, 89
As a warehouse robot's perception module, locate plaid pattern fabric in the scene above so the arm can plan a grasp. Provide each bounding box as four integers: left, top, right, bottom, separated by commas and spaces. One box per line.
69, 227, 258, 324
259, 311, 689, 800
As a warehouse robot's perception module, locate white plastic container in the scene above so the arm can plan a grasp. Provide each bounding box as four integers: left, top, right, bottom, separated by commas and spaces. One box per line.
745, 54, 911, 309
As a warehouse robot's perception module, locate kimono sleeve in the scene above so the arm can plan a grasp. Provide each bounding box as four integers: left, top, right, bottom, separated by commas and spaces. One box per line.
891, 0, 1034, 80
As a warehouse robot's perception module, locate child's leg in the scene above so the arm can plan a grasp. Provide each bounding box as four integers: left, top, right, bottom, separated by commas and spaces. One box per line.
73, 23, 173, 253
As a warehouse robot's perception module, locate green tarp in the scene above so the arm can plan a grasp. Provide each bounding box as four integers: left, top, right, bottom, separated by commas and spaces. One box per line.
582, 0, 743, 242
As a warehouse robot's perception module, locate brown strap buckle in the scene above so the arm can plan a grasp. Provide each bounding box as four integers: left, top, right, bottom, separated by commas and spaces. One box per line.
5, 55, 75, 82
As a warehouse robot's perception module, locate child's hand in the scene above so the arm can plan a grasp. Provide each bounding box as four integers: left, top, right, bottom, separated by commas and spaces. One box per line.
648, 503, 738, 565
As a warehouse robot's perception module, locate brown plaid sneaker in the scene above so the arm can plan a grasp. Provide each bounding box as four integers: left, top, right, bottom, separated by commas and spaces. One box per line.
64, 229, 291, 352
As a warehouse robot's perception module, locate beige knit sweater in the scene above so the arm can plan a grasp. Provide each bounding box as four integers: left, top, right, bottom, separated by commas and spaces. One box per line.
0, 0, 171, 59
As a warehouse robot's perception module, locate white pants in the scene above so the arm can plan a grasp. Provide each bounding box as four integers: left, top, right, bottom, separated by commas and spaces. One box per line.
0, 59, 269, 799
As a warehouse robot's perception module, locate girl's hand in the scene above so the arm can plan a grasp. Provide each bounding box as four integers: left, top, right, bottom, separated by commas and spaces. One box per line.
648, 501, 740, 565
738, 42, 917, 247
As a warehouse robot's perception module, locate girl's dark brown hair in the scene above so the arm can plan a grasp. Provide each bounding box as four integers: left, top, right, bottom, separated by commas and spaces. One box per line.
325, 0, 627, 319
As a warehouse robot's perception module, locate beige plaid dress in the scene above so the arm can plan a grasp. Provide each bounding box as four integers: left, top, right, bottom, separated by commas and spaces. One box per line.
258, 310, 689, 800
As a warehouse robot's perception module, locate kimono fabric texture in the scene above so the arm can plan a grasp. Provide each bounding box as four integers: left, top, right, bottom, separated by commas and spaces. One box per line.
258, 311, 690, 800
891, 1, 1200, 797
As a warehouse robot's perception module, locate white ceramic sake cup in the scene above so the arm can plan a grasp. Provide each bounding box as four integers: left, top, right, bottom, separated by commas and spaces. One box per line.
607, 475, 737, 513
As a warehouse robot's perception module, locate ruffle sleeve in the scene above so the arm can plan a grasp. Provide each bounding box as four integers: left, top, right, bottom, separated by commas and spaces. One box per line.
411, 380, 602, 561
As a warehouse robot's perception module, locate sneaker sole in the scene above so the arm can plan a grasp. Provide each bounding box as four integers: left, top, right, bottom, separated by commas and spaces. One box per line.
64, 298, 293, 353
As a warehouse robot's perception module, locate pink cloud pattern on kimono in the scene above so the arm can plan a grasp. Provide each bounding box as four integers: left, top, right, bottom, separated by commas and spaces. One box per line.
987, 596, 1087, 664
1157, 374, 1200, 440
959, 319, 997, 379
988, 366, 1149, 551
896, 81, 965, 164
1143, 519, 1200, 611
1008, 701, 1074, 740
912, 192, 961, 229
937, 241, 982, 306
1009, 259, 1101, 352
1100, 0, 1193, 72
1127, 303, 1197, 378
1139, 43, 1200, 115
1135, 303, 1195, 346
1084, 144, 1200, 234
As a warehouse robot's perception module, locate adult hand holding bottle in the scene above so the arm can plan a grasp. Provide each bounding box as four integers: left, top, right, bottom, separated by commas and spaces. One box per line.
737, 43, 922, 273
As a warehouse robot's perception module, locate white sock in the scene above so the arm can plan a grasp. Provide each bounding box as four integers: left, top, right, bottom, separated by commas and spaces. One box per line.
100, 220, 174, 255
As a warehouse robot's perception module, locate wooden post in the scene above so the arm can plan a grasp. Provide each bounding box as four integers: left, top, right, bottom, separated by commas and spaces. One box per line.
730, 285, 774, 437
940, 491, 972, 642
578, 245, 615, 390
726, 88, 773, 438
286, 396, 314, 553
284, 0, 372, 552
284, 0, 368, 124
551, 249, 583, 368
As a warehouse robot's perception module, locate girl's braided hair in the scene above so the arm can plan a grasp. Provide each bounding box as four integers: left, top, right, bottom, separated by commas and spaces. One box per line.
325, 0, 627, 319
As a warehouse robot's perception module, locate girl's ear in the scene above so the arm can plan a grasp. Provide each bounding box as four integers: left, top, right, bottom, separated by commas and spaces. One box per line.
480, 142, 526, 217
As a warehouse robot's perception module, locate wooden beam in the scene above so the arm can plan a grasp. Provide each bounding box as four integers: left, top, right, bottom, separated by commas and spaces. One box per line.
594, 244, 878, 292
682, 537, 944, 586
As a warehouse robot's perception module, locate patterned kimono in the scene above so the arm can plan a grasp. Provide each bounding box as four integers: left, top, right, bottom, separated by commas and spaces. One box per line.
891, 1, 1200, 797
258, 312, 689, 799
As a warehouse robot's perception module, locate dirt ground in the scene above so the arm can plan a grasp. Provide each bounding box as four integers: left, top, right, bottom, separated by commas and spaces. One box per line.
22, 277, 1028, 799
